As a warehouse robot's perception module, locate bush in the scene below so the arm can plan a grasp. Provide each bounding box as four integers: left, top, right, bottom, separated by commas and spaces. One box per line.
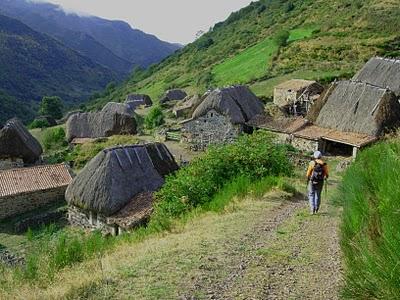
150, 131, 293, 229
338, 140, 400, 299
144, 106, 165, 129
42, 127, 67, 151
28, 119, 50, 129
273, 30, 290, 47
39, 96, 63, 120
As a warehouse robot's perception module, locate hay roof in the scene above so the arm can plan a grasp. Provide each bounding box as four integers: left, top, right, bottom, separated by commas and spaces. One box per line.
125, 94, 153, 109
160, 89, 187, 103
247, 115, 309, 134
353, 57, 400, 95
65, 143, 178, 216
315, 81, 400, 136
0, 164, 72, 197
0, 118, 43, 163
192, 86, 264, 124
275, 79, 320, 91
66, 103, 137, 141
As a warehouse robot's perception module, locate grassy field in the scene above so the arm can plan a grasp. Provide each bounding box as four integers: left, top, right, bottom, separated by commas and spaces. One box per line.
212, 38, 278, 86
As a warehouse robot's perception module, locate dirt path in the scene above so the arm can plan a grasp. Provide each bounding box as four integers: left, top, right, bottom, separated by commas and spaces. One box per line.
6, 190, 341, 299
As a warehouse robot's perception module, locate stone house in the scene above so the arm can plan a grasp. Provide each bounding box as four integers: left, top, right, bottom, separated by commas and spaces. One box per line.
0, 118, 43, 170
65, 143, 178, 235
0, 164, 73, 221
274, 79, 323, 116
181, 85, 265, 151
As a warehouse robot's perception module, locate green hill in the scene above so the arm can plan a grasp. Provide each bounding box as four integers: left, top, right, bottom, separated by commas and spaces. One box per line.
0, 13, 117, 123
90, 0, 400, 108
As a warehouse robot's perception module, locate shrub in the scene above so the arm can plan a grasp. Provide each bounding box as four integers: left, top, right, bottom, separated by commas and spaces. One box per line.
273, 30, 290, 47
39, 96, 63, 120
338, 140, 400, 299
42, 127, 67, 151
28, 119, 50, 129
150, 131, 293, 229
144, 106, 165, 129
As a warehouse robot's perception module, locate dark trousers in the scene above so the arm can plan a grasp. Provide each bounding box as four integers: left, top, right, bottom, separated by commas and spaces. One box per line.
308, 182, 323, 212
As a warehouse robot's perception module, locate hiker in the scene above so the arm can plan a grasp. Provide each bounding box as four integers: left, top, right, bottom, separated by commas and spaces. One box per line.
306, 151, 329, 214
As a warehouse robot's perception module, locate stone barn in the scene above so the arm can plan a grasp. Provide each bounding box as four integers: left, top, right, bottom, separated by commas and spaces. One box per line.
353, 57, 400, 96
65, 143, 178, 235
160, 89, 187, 104
181, 85, 265, 151
0, 118, 43, 169
0, 164, 73, 221
125, 94, 153, 111
274, 79, 323, 116
66, 102, 137, 142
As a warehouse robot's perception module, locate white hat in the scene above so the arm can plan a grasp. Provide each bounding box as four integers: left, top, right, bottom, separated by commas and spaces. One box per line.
313, 151, 322, 159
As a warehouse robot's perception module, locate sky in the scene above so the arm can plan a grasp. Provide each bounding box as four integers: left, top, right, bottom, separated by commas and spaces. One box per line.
36, 0, 254, 44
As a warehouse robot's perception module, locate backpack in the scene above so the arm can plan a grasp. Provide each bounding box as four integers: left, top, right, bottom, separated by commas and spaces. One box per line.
310, 161, 325, 185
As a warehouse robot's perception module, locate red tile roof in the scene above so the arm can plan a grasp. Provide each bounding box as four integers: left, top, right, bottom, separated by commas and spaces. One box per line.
0, 164, 73, 197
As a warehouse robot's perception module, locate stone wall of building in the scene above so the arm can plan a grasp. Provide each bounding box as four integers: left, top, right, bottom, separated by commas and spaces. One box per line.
291, 137, 320, 153
274, 89, 298, 108
0, 158, 24, 170
68, 206, 117, 235
182, 110, 242, 151
0, 187, 67, 221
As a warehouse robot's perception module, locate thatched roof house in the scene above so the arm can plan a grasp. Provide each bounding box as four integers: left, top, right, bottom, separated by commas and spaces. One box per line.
0, 163, 73, 220
160, 89, 187, 104
274, 79, 323, 115
66, 143, 178, 235
125, 94, 153, 110
315, 81, 400, 136
66, 102, 137, 142
353, 57, 400, 96
181, 85, 264, 150
173, 95, 203, 118
0, 118, 42, 165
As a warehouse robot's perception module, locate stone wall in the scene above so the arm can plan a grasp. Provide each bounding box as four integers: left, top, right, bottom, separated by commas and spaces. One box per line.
274, 89, 298, 108
291, 137, 320, 153
0, 187, 67, 221
68, 206, 117, 235
182, 110, 242, 151
0, 158, 24, 170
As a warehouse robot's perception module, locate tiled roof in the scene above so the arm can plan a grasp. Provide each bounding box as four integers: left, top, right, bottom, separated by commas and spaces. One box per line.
0, 164, 73, 197
294, 125, 377, 147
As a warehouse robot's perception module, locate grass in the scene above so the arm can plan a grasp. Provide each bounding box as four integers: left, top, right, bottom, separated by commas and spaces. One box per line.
337, 139, 400, 299
287, 27, 317, 42
212, 38, 279, 86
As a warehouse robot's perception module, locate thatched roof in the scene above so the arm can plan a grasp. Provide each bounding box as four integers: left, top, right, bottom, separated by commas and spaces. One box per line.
315, 81, 400, 136
191, 86, 265, 124
353, 57, 400, 95
173, 95, 204, 117
65, 143, 178, 216
275, 79, 321, 91
0, 118, 42, 163
66, 102, 137, 142
160, 89, 187, 103
125, 94, 153, 109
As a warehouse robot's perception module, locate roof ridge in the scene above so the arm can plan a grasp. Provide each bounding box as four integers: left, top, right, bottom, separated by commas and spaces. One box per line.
0, 163, 67, 173
347, 79, 391, 91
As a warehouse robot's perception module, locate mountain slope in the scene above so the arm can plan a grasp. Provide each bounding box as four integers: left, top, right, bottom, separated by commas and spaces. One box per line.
91, 0, 400, 107
0, 0, 181, 76
0, 14, 116, 110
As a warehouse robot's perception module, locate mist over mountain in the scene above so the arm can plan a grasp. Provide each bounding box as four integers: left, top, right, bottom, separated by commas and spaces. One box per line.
0, 0, 181, 76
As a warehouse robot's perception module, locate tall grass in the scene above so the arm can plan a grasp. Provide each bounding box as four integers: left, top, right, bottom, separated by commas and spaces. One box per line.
337, 140, 400, 299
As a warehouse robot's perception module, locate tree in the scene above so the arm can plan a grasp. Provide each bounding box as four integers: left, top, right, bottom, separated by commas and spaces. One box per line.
273, 30, 290, 47
144, 106, 165, 129
39, 96, 63, 120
